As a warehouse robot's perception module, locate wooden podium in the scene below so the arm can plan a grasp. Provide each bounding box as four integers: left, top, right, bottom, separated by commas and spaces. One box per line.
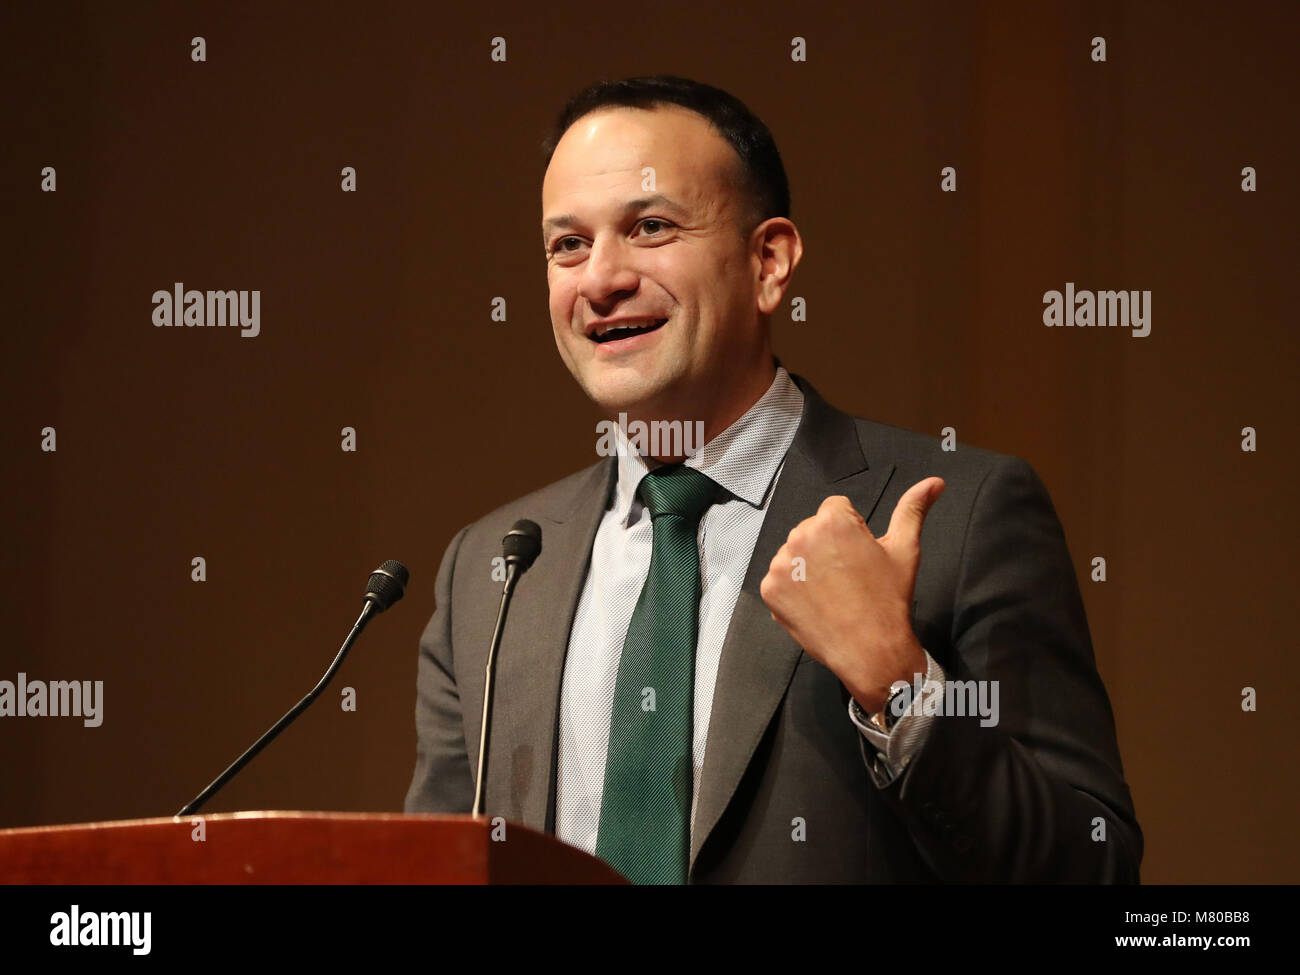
0, 812, 627, 884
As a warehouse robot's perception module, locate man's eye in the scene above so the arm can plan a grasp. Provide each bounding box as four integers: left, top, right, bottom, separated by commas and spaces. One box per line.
549, 219, 673, 256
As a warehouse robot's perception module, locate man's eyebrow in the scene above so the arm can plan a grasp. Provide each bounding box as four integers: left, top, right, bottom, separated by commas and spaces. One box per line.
542, 194, 689, 243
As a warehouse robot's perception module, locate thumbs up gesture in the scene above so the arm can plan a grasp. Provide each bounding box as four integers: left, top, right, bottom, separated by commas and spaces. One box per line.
759, 478, 945, 715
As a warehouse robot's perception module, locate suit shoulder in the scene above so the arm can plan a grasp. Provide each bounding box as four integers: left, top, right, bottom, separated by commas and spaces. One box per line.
848, 414, 1028, 480
454, 457, 610, 553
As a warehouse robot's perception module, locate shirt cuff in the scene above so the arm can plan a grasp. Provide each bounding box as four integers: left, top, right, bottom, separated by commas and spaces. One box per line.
847, 650, 946, 787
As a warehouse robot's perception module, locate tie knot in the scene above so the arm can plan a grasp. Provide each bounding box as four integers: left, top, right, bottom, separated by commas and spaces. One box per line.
636, 465, 721, 522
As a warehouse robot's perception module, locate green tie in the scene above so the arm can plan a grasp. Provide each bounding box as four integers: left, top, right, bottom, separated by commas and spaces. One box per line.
596, 464, 722, 885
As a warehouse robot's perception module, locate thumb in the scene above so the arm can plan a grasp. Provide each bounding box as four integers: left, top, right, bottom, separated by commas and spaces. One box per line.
882, 477, 945, 549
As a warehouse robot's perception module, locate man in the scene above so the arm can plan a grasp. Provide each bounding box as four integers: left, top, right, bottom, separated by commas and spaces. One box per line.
404, 75, 1142, 884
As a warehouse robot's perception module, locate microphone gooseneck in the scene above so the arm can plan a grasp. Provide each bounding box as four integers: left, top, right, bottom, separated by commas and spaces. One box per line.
176, 560, 411, 818
472, 520, 542, 818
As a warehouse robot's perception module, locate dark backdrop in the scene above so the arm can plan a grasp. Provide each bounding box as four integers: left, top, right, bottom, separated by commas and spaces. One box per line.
1, 0, 1295, 883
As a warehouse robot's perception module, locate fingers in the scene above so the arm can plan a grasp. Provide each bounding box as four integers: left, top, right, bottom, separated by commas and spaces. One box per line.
883, 477, 945, 547
817, 494, 869, 532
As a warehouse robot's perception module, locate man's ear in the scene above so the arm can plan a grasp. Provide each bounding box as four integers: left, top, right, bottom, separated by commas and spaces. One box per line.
753, 218, 803, 316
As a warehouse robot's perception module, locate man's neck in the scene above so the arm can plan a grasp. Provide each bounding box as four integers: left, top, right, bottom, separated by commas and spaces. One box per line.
639, 360, 780, 464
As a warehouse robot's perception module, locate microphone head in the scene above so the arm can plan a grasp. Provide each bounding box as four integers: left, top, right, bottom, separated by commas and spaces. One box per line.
502, 520, 542, 573
364, 560, 410, 612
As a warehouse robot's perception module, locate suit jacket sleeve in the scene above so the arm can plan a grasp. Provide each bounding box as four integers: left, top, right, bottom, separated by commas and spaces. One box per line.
875, 455, 1143, 882
403, 524, 475, 814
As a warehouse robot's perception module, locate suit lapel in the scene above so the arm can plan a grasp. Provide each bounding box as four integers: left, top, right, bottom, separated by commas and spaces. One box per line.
688, 375, 895, 875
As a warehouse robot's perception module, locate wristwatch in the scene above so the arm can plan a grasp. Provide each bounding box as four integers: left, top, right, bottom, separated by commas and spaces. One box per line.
866, 682, 914, 733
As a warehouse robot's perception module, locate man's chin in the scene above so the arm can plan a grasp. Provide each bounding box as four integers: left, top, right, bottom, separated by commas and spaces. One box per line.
579, 368, 676, 417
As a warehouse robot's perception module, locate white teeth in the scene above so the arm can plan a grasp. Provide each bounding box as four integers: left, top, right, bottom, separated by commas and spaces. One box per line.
594, 318, 665, 338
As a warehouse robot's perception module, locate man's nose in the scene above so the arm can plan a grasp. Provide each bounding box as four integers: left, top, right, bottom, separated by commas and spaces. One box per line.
578, 235, 640, 305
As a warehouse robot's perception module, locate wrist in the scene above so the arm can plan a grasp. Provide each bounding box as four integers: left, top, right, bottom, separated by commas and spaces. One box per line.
848, 641, 928, 716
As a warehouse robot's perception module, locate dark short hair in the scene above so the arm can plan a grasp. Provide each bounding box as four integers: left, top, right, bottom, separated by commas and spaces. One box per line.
541, 75, 791, 236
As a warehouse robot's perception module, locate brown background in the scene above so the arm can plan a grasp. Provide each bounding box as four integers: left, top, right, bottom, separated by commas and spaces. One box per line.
1, 0, 1295, 883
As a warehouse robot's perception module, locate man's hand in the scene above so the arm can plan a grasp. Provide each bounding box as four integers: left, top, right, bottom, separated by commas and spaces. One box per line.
758, 478, 945, 714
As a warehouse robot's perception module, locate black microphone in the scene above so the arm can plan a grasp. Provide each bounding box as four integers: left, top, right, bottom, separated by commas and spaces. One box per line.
472, 520, 541, 817
177, 560, 411, 817
364, 560, 410, 611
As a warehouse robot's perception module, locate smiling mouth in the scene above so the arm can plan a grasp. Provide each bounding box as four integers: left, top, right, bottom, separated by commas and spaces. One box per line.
590, 318, 669, 344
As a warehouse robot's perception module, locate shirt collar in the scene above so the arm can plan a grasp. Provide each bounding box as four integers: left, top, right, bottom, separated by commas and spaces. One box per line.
608, 366, 805, 526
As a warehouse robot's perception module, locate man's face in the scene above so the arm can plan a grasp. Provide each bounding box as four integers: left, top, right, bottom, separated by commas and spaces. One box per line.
542, 105, 765, 424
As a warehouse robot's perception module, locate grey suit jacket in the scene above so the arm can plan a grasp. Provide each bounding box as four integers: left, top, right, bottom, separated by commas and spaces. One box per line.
404, 373, 1143, 883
